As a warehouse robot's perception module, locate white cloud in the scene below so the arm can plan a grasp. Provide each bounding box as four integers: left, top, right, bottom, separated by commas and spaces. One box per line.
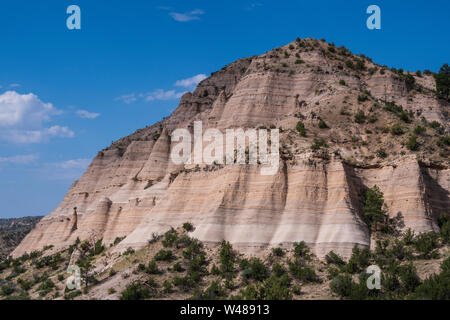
0, 91, 73, 143
9, 83, 20, 88
54, 158, 91, 170
169, 9, 204, 22
76, 109, 100, 119
143, 89, 186, 101
39, 158, 91, 180
0, 154, 39, 165
174, 74, 207, 89
115, 93, 137, 104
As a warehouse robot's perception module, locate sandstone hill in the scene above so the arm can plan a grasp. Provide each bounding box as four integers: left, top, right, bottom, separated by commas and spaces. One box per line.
12, 38, 449, 259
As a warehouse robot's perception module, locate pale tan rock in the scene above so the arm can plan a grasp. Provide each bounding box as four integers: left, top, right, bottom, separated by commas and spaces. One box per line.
12, 39, 449, 258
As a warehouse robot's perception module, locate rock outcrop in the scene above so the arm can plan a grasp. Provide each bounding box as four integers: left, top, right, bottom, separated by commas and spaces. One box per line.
13, 38, 449, 258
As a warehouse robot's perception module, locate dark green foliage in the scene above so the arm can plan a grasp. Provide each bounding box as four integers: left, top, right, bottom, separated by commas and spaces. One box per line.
384, 102, 412, 123
162, 228, 178, 248
339, 80, 346, 86
91, 239, 104, 256
325, 251, 346, 267
154, 250, 175, 262
318, 119, 328, 129
345, 247, 371, 274
354, 110, 366, 124
438, 214, 450, 244
239, 275, 293, 300
406, 134, 420, 151
398, 263, 421, 292
64, 289, 82, 300
191, 280, 226, 300
1, 283, 15, 296
288, 261, 320, 283
363, 185, 387, 230
146, 260, 161, 274
413, 233, 439, 259
436, 136, 450, 148
330, 274, 353, 297
219, 241, 235, 276
295, 59, 304, 64
413, 125, 426, 135
296, 121, 307, 137
271, 247, 284, 257
120, 280, 152, 300
404, 74, 415, 91
271, 263, 287, 278
241, 258, 268, 281
391, 123, 405, 135
37, 279, 55, 297
376, 149, 387, 159
310, 138, 328, 151
172, 262, 185, 273
182, 222, 194, 232
435, 63, 450, 100
293, 241, 312, 261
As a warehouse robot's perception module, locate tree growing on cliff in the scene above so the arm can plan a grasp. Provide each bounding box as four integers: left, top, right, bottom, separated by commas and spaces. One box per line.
363, 185, 387, 231
435, 63, 450, 100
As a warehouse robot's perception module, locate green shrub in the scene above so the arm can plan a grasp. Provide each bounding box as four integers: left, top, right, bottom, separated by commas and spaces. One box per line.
339, 80, 346, 86
271, 247, 284, 257
330, 274, 353, 297
345, 247, 371, 274
219, 241, 236, 276
162, 228, 178, 247
435, 63, 449, 100
391, 123, 405, 135
120, 281, 151, 300
241, 258, 268, 281
438, 214, 450, 243
296, 121, 307, 137
182, 222, 194, 232
239, 275, 293, 300
146, 260, 161, 274
363, 185, 387, 230
172, 262, 185, 273
311, 138, 328, 151
398, 263, 421, 292
289, 261, 320, 283
413, 233, 439, 259
376, 149, 388, 159
325, 251, 346, 267
413, 125, 426, 135
354, 110, 366, 124
406, 134, 420, 151
318, 119, 329, 129
154, 250, 175, 262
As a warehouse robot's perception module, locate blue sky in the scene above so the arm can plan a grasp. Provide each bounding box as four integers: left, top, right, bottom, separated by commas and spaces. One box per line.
0, 0, 448, 218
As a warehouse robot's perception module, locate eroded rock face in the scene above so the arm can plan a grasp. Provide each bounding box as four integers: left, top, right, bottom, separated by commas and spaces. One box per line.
12, 39, 449, 258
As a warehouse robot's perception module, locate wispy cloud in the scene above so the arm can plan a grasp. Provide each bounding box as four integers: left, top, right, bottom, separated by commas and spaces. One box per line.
115, 93, 137, 104
0, 154, 39, 165
0, 91, 74, 143
169, 9, 204, 22
245, 2, 263, 11
115, 73, 207, 104
39, 158, 91, 180
142, 89, 186, 101
9, 83, 20, 88
175, 74, 207, 89
76, 109, 100, 119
